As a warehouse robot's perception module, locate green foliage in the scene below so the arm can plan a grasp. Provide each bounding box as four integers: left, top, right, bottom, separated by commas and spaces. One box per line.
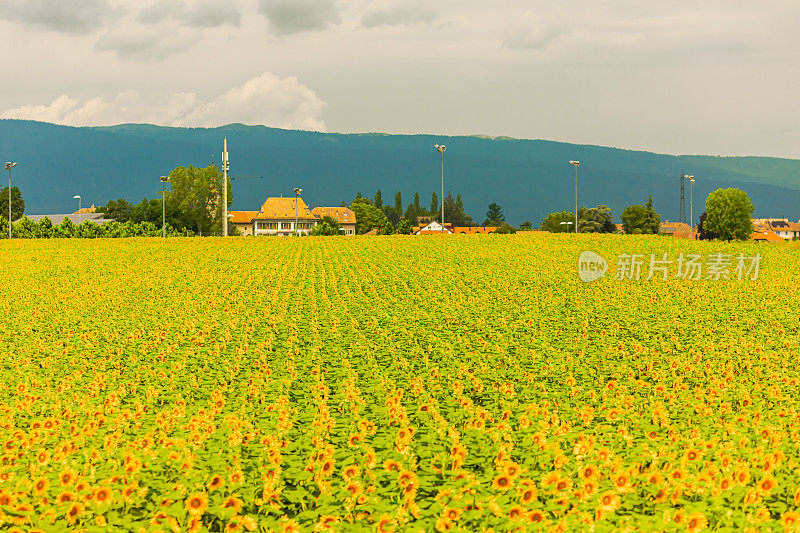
621, 196, 661, 234
519, 221, 533, 230
430, 192, 438, 216
484, 203, 505, 226
696, 212, 717, 240
351, 197, 390, 234
308, 216, 343, 236
2, 217, 192, 239
493, 222, 517, 234
443, 192, 473, 227
395, 219, 413, 235
394, 191, 402, 213
373, 189, 383, 209
97, 198, 134, 222
703, 188, 754, 241
578, 205, 616, 233
167, 165, 230, 235
540, 211, 575, 232
0, 186, 24, 222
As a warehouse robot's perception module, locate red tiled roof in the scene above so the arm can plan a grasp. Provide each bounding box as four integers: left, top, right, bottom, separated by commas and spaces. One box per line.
229, 211, 258, 224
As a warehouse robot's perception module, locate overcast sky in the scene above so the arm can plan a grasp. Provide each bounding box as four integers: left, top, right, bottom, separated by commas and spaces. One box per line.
0, 0, 798, 157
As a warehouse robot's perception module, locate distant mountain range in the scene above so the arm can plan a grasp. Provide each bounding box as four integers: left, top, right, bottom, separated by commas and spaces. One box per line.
2, 120, 799, 225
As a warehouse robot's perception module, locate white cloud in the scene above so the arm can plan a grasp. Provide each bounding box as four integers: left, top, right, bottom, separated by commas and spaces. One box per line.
0, 73, 327, 131
0, 0, 118, 34
258, 0, 341, 35
503, 11, 562, 50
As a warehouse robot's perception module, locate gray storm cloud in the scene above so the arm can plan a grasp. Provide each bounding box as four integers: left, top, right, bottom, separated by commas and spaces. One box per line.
258, 0, 341, 35
0, 0, 117, 33
361, 6, 438, 28
137, 0, 241, 28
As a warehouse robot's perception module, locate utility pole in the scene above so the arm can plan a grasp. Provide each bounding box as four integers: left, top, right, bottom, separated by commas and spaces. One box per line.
222, 138, 229, 238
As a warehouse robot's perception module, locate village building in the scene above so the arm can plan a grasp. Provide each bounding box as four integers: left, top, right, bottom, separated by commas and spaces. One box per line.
452, 226, 498, 235
311, 206, 357, 235
414, 221, 453, 234
659, 220, 693, 239
229, 197, 357, 236
229, 211, 259, 236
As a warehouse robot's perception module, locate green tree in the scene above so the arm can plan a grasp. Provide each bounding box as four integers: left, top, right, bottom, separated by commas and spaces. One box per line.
373, 189, 383, 209
430, 192, 439, 217
621, 196, 661, 234
97, 198, 133, 222
484, 203, 505, 226
57, 217, 76, 238
696, 212, 717, 240
414, 192, 421, 212
443, 192, 473, 227
167, 165, 229, 236
540, 211, 575, 232
394, 191, 402, 214
519, 221, 533, 230
351, 197, 390, 234
578, 205, 615, 233
396, 219, 413, 234
493, 222, 517, 234
38, 216, 55, 238
309, 215, 343, 236
403, 203, 419, 226
0, 186, 24, 222
703, 188, 754, 241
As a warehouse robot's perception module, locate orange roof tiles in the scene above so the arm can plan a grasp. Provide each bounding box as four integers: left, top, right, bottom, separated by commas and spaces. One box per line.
751, 230, 784, 243
311, 207, 356, 224
452, 227, 497, 234
254, 197, 315, 220
229, 211, 259, 224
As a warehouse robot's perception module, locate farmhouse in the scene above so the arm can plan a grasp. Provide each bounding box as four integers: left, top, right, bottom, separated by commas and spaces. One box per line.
229, 197, 357, 236
659, 221, 692, 239
311, 206, 357, 235
414, 221, 452, 234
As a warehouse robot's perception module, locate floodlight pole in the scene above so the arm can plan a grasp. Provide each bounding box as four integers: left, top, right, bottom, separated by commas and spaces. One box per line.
73, 195, 82, 224
570, 161, 580, 234
160, 176, 170, 238
5, 162, 17, 238
222, 138, 229, 238
293, 187, 303, 236
435, 144, 446, 233
689, 175, 695, 239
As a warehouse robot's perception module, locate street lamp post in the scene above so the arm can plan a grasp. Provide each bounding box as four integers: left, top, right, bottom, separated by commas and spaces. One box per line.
73, 195, 82, 224
160, 176, 170, 238
435, 144, 446, 233
222, 138, 229, 238
5, 162, 17, 239
688, 175, 695, 239
569, 161, 580, 234
293, 187, 302, 236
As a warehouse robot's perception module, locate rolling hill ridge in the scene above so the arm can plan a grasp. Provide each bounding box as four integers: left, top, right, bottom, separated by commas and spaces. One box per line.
1, 120, 799, 225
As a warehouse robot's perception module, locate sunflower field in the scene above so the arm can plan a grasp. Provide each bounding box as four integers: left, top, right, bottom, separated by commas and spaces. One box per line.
0, 234, 799, 532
